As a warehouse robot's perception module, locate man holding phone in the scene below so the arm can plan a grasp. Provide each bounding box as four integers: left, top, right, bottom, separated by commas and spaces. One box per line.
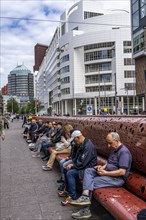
70, 132, 132, 219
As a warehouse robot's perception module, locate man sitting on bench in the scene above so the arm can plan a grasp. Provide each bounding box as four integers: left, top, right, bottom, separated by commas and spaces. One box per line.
70, 132, 132, 219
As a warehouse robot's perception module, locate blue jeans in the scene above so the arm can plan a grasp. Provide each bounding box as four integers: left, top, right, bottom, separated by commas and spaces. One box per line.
83, 168, 125, 191
41, 141, 55, 156
59, 159, 72, 180
65, 168, 79, 200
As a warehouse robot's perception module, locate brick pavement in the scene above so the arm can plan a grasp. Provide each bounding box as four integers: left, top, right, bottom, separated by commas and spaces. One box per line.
0, 120, 114, 220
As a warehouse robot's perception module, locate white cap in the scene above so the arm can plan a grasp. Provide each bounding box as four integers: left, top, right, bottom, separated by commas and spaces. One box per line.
71, 130, 82, 139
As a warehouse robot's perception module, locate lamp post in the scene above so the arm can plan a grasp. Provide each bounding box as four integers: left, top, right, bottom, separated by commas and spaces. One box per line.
125, 87, 129, 115
11, 96, 13, 114
120, 87, 129, 115
114, 73, 118, 114
98, 73, 101, 114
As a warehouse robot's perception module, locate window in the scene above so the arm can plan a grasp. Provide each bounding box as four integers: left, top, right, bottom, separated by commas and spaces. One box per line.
61, 77, 70, 84
140, 4, 146, 18
123, 41, 132, 46
60, 65, 70, 74
84, 42, 115, 51
133, 32, 144, 54
124, 48, 132, 53
140, 0, 145, 7
124, 71, 135, 78
125, 83, 135, 90
61, 87, 70, 95
132, 11, 139, 31
61, 23, 66, 36
86, 85, 112, 92
84, 11, 102, 19
60, 54, 69, 63
84, 50, 112, 61
132, 1, 139, 13
73, 27, 78, 30
85, 63, 111, 73
85, 74, 111, 84
124, 58, 135, 65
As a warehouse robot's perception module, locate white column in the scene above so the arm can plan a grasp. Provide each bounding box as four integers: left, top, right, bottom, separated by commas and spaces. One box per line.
65, 100, 68, 114
61, 101, 63, 116
142, 97, 145, 111
74, 98, 77, 116
121, 96, 124, 114
94, 97, 97, 115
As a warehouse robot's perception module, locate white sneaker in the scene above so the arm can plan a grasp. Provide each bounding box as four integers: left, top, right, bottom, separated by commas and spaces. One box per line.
28, 143, 35, 147
32, 154, 40, 157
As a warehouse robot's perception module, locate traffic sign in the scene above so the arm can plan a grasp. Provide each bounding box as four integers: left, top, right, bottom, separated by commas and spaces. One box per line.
87, 105, 93, 115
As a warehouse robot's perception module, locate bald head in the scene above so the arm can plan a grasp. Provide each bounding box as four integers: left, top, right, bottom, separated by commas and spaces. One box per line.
106, 132, 121, 149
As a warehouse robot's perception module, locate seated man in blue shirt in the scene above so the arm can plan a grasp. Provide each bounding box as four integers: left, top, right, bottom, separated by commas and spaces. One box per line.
70, 132, 132, 219
60, 130, 97, 206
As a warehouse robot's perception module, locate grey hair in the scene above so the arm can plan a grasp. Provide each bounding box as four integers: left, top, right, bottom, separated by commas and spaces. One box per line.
110, 132, 120, 141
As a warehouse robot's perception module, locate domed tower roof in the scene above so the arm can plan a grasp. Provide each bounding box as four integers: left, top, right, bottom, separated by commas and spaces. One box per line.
10, 64, 31, 75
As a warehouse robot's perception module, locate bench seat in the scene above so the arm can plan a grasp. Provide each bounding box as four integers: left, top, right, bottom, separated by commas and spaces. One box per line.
93, 187, 146, 220
48, 146, 146, 219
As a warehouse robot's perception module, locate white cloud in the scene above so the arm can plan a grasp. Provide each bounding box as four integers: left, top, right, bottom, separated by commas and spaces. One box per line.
0, 0, 130, 88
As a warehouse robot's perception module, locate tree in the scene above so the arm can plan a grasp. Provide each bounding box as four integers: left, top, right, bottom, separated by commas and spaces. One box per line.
7, 98, 19, 114
24, 100, 35, 114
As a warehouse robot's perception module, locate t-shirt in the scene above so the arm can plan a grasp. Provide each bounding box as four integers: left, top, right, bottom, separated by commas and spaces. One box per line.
106, 144, 132, 180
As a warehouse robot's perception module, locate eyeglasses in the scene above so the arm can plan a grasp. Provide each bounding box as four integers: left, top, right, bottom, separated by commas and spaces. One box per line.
107, 141, 113, 145
53, 123, 56, 125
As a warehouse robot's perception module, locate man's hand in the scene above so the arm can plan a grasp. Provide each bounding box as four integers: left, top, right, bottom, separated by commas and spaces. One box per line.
65, 156, 69, 161
94, 165, 106, 171
65, 164, 73, 170
97, 169, 108, 176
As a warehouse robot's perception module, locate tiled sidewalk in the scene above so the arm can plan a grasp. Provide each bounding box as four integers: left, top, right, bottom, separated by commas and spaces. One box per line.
0, 120, 114, 220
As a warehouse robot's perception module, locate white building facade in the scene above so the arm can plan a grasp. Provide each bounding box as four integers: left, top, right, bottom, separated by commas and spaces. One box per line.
35, 1, 143, 116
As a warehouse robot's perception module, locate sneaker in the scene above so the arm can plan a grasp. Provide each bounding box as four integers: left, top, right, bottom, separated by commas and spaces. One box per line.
29, 147, 36, 151
32, 154, 40, 157
42, 166, 52, 171
27, 139, 32, 143
71, 208, 92, 219
58, 183, 65, 192
61, 196, 72, 206
58, 190, 68, 197
41, 156, 50, 161
70, 195, 91, 206
28, 143, 35, 147
57, 177, 64, 183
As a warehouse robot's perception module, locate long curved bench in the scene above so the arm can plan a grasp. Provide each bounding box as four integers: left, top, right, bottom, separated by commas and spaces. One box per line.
35, 116, 146, 219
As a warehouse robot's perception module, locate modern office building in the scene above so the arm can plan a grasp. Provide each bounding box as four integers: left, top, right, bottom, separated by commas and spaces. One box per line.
8, 64, 34, 107
35, 1, 143, 116
131, 0, 146, 112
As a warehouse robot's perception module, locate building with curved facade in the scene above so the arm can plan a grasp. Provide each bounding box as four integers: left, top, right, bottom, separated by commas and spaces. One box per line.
8, 64, 34, 107
35, 1, 144, 115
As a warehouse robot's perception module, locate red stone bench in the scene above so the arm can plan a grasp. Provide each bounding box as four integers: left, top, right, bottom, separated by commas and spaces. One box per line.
35, 116, 146, 220
48, 147, 146, 220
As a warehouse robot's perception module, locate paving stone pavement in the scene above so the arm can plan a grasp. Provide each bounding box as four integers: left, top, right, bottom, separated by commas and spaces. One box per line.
0, 120, 115, 220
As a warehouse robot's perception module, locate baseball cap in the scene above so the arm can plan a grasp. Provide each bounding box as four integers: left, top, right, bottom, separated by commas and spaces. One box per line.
71, 130, 82, 139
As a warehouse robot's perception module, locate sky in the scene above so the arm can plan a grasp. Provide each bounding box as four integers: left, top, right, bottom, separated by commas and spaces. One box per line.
0, 0, 130, 89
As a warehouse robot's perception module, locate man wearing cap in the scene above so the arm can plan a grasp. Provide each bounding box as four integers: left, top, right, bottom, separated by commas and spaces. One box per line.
70, 132, 132, 219
60, 130, 97, 206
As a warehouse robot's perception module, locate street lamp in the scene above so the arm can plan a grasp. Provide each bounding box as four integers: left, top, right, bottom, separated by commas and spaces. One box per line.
114, 73, 118, 114
11, 96, 13, 114
125, 87, 129, 115
98, 73, 101, 114
120, 87, 129, 115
